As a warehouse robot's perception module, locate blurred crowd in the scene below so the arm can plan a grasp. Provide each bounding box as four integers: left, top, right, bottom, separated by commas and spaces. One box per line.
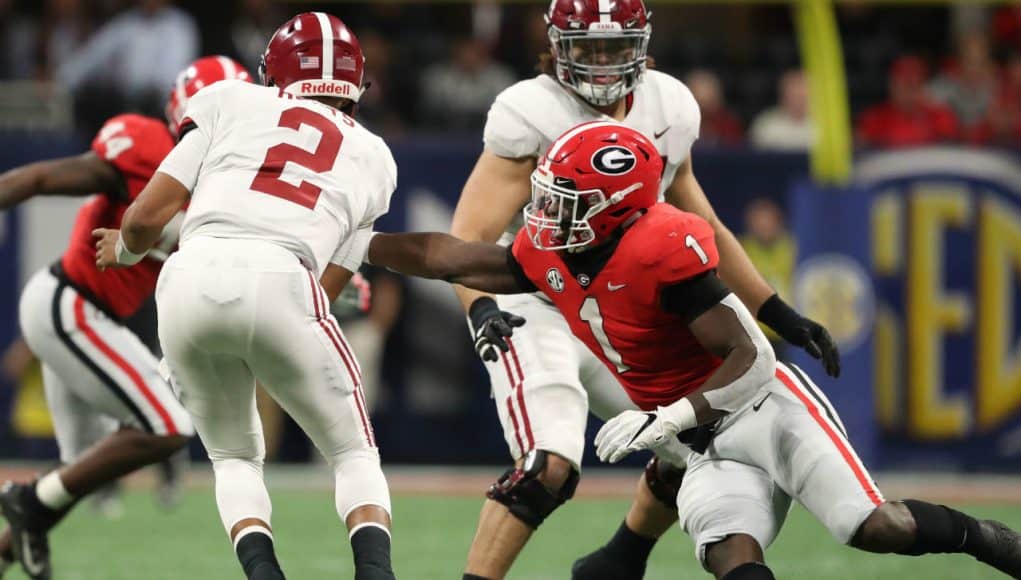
0, 0, 1019, 147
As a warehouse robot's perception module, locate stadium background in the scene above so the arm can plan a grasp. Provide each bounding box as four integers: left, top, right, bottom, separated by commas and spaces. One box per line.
0, 1, 1020, 578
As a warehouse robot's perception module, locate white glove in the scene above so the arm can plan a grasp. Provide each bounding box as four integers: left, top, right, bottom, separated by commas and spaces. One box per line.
594, 399, 697, 464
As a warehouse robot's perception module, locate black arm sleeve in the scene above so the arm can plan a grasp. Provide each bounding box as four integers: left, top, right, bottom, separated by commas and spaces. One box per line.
505, 246, 538, 292
660, 270, 731, 323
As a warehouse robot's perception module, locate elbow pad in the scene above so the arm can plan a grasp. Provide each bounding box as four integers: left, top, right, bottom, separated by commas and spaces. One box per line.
702, 293, 777, 413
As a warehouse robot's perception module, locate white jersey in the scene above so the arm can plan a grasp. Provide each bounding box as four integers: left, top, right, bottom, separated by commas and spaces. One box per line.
159, 80, 397, 275
484, 71, 700, 244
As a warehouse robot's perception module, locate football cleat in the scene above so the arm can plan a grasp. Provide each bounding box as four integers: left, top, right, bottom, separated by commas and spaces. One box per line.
0, 482, 51, 580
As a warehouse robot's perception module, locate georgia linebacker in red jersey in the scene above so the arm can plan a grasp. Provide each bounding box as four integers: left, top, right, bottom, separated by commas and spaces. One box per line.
366, 121, 1021, 580
448, 1, 838, 577
0, 56, 250, 580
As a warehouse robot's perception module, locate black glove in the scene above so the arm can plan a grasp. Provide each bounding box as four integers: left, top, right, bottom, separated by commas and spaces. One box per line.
469, 297, 526, 362
757, 294, 841, 378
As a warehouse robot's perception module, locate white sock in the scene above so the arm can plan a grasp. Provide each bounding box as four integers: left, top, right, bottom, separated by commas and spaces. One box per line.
35, 471, 74, 510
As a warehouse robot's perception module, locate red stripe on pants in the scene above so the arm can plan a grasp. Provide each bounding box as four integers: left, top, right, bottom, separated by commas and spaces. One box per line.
506, 339, 534, 450
73, 296, 178, 435
775, 368, 882, 506
306, 272, 374, 446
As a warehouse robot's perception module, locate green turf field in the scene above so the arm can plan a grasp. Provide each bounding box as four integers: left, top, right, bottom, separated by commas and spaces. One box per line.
11, 489, 1019, 579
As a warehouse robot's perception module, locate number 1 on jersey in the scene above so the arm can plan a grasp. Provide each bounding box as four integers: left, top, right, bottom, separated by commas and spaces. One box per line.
579, 296, 630, 374
685, 234, 709, 265
250, 107, 343, 210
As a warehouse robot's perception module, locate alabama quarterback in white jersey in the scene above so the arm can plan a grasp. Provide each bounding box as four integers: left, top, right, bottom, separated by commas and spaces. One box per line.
450, 1, 840, 579
95, 13, 395, 580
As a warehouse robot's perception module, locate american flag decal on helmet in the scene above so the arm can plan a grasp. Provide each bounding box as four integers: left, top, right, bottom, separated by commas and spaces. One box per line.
336, 56, 357, 72
299, 56, 320, 70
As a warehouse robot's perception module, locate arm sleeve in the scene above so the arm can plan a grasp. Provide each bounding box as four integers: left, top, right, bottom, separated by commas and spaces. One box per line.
156, 128, 208, 192
331, 225, 374, 272
483, 98, 542, 159
660, 270, 731, 323
505, 246, 538, 292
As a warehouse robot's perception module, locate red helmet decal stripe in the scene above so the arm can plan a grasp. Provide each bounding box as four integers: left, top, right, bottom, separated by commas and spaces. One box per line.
314, 12, 335, 81
599, 0, 611, 23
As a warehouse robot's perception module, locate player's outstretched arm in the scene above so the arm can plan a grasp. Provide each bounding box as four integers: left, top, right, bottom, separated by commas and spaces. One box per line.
94, 172, 190, 269
449, 150, 535, 313
0, 152, 120, 210
595, 286, 776, 463
367, 232, 525, 294
665, 159, 840, 377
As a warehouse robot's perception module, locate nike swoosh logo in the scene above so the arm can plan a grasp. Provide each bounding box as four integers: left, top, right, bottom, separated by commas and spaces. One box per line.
654, 126, 671, 139
608, 282, 627, 291
626, 413, 658, 446
20, 531, 43, 574
752, 392, 772, 411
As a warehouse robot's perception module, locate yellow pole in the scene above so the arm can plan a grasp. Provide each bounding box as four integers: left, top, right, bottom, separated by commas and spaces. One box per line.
794, 0, 852, 184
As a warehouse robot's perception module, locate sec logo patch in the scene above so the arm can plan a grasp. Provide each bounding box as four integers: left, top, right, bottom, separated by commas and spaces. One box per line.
546, 268, 565, 293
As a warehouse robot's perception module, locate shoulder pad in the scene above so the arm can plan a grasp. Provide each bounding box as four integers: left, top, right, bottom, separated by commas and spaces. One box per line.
635, 205, 718, 283
645, 70, 701, 147
91, 114, 173, 173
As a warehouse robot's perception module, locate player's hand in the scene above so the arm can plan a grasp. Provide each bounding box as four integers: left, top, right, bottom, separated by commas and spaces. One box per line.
468, 296, 526, 362
595, 410, 676, 464
757, 294, 841, 378
92, 228, 121, 271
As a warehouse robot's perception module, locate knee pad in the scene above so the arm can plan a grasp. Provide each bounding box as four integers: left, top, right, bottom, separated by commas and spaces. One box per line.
720, 563, 775, 580
332, 449, 391, 520
486, 450, 579, 529
644, 456, 685, 510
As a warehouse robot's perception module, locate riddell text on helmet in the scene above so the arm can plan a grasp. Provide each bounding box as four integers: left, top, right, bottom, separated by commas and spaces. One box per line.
300, 82, 351, 95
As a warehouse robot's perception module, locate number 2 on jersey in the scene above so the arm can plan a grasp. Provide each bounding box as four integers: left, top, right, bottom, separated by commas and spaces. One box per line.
250, 107, 343, 210
579, 297, 630, 373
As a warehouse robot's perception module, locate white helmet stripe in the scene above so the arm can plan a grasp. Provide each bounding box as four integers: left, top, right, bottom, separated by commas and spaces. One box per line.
314, 12, 334, 81
598, 0, 611, 23
215, 56, 234, 79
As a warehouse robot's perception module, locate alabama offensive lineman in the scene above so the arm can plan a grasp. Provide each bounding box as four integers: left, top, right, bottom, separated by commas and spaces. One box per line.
449, 1, 838, 578
0, 56, 250, 579
96, 13, 396, 580
370, 122, 1021, 580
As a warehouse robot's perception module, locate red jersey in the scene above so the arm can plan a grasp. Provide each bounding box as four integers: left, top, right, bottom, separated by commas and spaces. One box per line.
60, 114, 175, 319
511, 204, 723, 410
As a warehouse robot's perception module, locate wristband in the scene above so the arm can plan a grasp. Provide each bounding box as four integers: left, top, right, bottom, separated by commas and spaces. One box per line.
115, 233, 148, 266
468, 296, 500, 330
658, 397, 697, 434
756, 293, 800, 329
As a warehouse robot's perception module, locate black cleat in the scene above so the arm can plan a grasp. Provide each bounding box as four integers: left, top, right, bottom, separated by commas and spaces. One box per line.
0, 482, 51, 580
972, 519, 1021, 578
572, 546, 646, 580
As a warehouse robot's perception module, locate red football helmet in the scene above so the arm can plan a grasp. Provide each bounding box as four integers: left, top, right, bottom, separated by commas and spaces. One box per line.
524, 121, 663, 252
547, 0, 651, 107
166, 56, 252, 136
260, 12, 365, 102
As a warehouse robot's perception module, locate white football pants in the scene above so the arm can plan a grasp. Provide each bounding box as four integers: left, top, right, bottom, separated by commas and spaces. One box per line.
156, 236, 390, 538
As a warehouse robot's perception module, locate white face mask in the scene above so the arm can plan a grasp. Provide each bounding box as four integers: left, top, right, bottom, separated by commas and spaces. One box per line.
549, 25, 651, 107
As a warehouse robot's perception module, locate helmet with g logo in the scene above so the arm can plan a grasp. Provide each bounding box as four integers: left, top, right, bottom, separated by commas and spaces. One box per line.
524, 121, 662, 252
